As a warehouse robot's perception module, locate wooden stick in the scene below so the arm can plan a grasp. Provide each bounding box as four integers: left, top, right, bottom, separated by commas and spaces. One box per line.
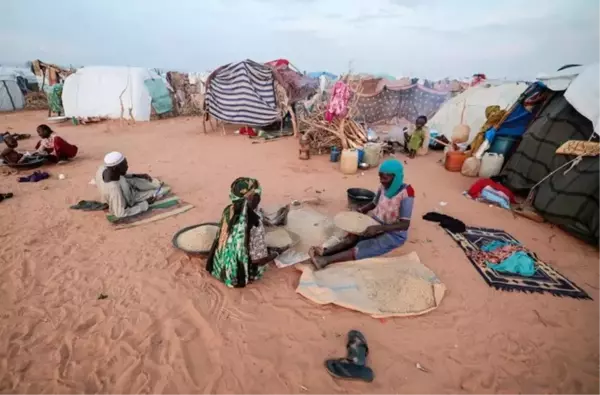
287, 105, 299, 137
302, 119, 347, 146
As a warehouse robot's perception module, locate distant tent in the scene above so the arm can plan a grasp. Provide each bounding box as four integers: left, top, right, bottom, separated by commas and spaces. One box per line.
429, 82, 529, 143
0, 68, 25, 112
62, 66, 173, 121
501, 63, 599, 244
307, 71, 337, 80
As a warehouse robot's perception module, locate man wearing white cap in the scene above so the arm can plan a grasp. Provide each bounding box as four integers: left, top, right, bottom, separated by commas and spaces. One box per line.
95, 152, 168, 219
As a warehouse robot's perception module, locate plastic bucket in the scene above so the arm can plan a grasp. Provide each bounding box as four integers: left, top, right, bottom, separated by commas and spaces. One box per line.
357, 148, 365, 163
489, 136, 517, 155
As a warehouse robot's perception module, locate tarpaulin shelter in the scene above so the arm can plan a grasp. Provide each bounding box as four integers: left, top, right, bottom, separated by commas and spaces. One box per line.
0, 68, 25, 112
62, 66, 173, 121
356, 82, 451, 124
429, 82, 529, 143
501, 63, 599, 244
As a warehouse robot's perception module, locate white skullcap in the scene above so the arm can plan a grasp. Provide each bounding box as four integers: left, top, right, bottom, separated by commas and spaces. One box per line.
104, 151, 125, 167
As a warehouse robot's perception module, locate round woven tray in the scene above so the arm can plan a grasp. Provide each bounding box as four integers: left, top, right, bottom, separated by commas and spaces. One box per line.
172, 222, 219, 256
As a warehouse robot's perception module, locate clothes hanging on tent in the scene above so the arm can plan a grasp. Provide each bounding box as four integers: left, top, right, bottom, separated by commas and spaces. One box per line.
325, 81, 350, 122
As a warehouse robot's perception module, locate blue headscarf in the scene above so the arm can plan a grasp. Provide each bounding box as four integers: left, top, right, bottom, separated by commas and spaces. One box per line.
379, 158, 405, 198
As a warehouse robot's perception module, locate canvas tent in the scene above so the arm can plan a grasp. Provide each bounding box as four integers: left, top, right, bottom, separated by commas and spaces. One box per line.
62, 66, 173, 121
0, 68, 25, 112
500, 64, 599, 244
429, 82, 529, 143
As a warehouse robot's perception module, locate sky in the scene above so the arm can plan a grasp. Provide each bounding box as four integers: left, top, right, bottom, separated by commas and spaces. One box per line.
1, 0, 598, 80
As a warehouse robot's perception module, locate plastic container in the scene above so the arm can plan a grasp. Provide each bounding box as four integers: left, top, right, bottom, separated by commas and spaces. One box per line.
330, 147, 340, 162
340, 149, 359, 174
489, 136, 517, 156
444, 151, 467, 172
356, 148, 365, 163
451, 124, 470, 144
461, 157, 481, 177
479, 153, 504, 178
363, 142, 382, 167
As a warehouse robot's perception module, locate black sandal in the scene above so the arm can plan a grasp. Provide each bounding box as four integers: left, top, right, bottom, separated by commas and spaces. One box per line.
325, 330, 374, 382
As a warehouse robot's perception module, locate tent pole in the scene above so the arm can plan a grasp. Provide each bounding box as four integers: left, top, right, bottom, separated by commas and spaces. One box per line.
2, 81, 16, 111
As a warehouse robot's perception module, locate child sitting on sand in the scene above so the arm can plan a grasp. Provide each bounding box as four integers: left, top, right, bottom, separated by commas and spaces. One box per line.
0, 135, 24, 164
35, 124, 78, 163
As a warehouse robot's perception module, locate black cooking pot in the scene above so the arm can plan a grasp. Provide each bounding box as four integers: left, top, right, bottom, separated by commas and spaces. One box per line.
347, 188, 376, 210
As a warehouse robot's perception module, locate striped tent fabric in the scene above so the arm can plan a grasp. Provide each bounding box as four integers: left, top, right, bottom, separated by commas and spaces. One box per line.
206, 60, 279, 126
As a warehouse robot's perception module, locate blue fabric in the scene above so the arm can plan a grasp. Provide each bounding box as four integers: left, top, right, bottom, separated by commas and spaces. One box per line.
495, 104, 533, 137
355, 230, 406, 260
144, 79, 173, 114
487, 251, 536, 277
481, 240, 511, 251
479, 186, 511, 209
398, 194, 414, 220
379, 159, 404, 198
484, 127, 497, 142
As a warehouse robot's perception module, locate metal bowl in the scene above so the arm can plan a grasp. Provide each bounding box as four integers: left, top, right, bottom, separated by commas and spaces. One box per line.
347, 188, 376, 210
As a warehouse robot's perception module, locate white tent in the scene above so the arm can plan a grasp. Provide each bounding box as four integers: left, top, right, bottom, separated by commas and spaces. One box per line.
0, 68, 25, 112
537, 63, 599, 134
429, 82, 528, 143
62, 66, 171, 121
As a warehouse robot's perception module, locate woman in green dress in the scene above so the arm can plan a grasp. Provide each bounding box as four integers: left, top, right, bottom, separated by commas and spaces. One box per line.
206, 177, 277, 288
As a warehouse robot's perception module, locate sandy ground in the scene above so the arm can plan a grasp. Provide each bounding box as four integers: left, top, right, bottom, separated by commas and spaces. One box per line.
0, 111, 598, 394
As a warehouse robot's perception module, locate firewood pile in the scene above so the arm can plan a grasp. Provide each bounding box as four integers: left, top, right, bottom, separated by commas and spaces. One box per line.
299, 83, 367, 153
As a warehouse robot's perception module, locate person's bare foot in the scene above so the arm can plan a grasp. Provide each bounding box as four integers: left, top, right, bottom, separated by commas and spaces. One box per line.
309, 247, 328, 270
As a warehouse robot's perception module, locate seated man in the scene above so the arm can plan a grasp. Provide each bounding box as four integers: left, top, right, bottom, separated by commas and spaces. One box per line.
95, 151, 168, 219
0, 135, 24, 164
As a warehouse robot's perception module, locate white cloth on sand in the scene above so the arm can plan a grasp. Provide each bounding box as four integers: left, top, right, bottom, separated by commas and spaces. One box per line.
95, 165, 166, 219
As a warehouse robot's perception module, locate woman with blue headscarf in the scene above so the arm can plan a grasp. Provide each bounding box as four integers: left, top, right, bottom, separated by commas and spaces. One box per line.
310, 158, 415, 269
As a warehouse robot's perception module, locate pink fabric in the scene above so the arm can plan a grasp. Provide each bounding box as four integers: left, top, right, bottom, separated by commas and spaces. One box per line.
325, 81, 350, 122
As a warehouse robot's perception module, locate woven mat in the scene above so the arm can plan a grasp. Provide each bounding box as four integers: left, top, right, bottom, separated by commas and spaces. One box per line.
107, 196, 193, 229
446, 226, 591, 300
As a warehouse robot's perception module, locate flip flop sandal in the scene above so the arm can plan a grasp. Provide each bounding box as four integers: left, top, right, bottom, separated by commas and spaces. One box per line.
325, 359, 374, 382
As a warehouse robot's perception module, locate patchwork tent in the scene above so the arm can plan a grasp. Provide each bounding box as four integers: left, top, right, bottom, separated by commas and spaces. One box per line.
500, 64, 599, 244
0, 68, 25, 112
429, 82, 529, 143
62, 66, 173, 121
265, 59, 318, 103
356, 82, 451, 124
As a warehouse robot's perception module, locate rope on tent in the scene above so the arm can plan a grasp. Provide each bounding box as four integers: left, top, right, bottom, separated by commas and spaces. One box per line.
521, 133, 593, 208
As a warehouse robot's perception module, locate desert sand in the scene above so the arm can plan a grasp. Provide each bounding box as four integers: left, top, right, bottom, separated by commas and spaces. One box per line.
0, 111, 598, 394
